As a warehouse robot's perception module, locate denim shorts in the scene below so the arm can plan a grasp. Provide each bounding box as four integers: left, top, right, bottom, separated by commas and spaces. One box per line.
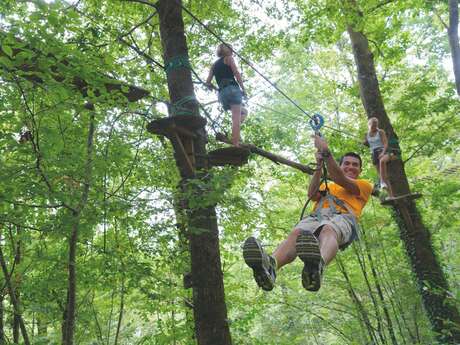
218, 85, 243, 110
372, 148, 384, 165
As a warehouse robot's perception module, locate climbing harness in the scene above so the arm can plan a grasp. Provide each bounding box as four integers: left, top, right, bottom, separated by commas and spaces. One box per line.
299, 114, 360, 250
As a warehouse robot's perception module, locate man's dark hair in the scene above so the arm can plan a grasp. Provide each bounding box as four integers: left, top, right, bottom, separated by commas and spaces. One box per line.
339, 152, 362, 169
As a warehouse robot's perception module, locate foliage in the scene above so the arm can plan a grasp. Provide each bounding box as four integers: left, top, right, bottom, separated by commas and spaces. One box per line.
0, 0, 458, 344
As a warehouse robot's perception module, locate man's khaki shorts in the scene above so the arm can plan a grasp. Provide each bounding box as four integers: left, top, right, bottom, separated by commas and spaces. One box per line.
294, 210, 354, 247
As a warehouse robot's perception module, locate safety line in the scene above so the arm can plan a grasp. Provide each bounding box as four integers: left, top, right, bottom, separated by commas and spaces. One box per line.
179, 2, 361, 140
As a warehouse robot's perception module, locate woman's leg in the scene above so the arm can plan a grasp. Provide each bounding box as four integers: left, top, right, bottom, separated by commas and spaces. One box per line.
380, 154, 389, 184
230, 104, 242, 146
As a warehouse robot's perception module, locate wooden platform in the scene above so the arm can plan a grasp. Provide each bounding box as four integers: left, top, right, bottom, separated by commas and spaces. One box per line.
147, 115, 206, 138
381, 193, 422, 206
208, 147, 250, 167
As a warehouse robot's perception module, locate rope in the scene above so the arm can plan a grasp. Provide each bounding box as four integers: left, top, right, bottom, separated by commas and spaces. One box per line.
170, 95, 197, 116
179, 2, 362, 141
299, 159, 328, 221
197, 102, 221, 136
164, 55, 191, 74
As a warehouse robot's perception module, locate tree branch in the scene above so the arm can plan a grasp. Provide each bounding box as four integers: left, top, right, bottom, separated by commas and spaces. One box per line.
434, 8, 449, 30
118, 11, 158, 40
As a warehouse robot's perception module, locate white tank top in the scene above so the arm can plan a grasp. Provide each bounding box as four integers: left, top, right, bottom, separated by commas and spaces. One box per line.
367, 131, 384, 151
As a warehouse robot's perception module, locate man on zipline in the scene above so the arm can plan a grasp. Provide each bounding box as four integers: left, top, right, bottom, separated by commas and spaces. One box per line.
243, 135, 373, 291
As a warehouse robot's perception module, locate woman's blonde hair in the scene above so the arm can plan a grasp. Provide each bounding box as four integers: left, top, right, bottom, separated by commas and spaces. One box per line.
368, 117, 378, 125
216, 43, 233, 57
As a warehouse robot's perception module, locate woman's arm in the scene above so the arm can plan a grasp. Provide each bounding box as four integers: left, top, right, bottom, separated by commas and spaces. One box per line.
226, 56, 245, 94
205, 65, 214, 88
363, 134, 369, 147
380, 129, 388, 154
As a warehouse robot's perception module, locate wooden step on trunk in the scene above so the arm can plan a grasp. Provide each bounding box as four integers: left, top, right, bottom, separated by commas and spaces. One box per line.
381, 192, 422, 206
208, 147, 250, 167
147, 115, 206, 138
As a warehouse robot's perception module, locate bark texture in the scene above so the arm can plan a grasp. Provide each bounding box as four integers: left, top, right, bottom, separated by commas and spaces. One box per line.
157, 1, 232, 344
448, 0, 460, 96
347, 25, 460, 344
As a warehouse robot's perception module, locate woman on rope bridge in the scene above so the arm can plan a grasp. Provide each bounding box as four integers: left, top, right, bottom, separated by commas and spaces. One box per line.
363, 117, 392, 196
206, 43, 248, 146
243, 135, 373, 292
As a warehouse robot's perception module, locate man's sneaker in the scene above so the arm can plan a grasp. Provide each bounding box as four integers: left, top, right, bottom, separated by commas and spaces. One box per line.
296, 231, 324, 291
243, 237, 276, 291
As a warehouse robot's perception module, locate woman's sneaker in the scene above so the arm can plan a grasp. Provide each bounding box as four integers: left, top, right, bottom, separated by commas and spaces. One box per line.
296, 231, 324, 291
242, 237, 276, 291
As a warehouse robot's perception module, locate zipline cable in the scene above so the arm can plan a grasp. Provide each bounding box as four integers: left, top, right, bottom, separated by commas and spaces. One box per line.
179, 2, 362, 141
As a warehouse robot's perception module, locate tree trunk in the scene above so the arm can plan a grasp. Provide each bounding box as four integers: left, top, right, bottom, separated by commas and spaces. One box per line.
156, 1, 232, 344
0, 241, 30, 345
347, 25, 460, 344
36, 316, 47, 337
0, 294, 5, 344
63, 111, 96, 345
448, 0, 460, 96
352, 245, 387, 345
12, 226, 21, 344
63, 221, 79, 345
337, 259, 378, 345
359, 229, 399, 345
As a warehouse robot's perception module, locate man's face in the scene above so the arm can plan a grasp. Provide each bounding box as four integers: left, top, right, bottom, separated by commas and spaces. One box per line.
340, 156, 361, 179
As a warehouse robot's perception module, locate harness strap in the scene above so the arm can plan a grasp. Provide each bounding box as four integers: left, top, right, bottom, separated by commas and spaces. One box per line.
311, 193, 360, 249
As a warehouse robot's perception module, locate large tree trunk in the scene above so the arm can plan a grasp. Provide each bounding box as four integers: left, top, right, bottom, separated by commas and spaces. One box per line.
347, 26, 460, 344
448, 0, 460, 96
156, 1, 232, 344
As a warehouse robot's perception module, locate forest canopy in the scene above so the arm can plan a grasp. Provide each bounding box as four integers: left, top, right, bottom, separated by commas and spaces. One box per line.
0, 0, 459, 344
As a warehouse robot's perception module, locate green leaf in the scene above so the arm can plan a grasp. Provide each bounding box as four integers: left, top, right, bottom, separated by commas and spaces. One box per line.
2, 45, 13, 58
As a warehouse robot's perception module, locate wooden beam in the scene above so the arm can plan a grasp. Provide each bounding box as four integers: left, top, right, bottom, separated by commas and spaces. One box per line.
215, 133, 315, 175
381, 193, 422, 206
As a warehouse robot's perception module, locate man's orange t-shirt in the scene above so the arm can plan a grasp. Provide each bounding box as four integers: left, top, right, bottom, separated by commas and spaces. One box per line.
312, 179, 373, 219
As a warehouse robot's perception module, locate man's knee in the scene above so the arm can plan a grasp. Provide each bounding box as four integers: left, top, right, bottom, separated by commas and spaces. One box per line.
319, 225, 338, 240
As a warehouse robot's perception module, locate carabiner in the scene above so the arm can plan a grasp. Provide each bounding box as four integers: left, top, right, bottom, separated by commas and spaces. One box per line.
309, 113, 324, 135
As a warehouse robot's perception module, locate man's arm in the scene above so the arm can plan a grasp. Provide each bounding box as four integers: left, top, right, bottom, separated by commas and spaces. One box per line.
308, 152, 323, 201
313, 135, 360, 195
